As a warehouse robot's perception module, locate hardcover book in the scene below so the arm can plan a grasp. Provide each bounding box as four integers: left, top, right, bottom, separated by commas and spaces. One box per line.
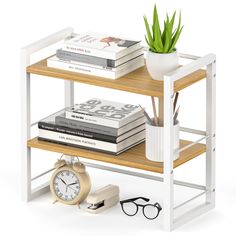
38, 122, 145, 143
65, 98, 143, 128
56, 48, 144, 68
38, 129, 145, 155
39, 109, 145, 136
62, 32, 141, 60
47, 55, 144, 79
55, 114, 146, 136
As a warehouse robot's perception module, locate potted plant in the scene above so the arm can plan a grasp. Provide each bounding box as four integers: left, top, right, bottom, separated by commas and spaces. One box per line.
144, 5, 183, 80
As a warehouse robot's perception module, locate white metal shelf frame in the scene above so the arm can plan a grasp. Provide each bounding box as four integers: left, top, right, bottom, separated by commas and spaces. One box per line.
21, 27, 216, 231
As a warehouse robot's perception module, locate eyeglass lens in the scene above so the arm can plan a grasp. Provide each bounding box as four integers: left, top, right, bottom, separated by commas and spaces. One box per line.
121, 202, 138, 216
143, 204, 160, 219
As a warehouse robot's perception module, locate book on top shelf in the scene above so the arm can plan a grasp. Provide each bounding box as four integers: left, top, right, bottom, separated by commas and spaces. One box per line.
56, 48, 144, 68
62, 32, 141, 60
47, 54, 144, 79
65, 98, 143, 128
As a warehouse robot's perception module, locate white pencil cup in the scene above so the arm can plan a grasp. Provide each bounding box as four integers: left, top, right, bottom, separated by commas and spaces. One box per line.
145, 121, 180, 162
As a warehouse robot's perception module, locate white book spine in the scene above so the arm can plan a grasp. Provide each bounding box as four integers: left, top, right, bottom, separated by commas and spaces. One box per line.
65, 111, 120, 128
39, 129, 145, 153
52, 54, 143, 72
47, 57, 144, 80
62, 44, 117, 60
47, 58, 116, 79
66, 108, 144, 129
39, 129, 117, 152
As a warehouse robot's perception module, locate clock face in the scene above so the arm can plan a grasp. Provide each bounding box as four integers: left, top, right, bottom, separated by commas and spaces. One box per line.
53, 170, 80, 202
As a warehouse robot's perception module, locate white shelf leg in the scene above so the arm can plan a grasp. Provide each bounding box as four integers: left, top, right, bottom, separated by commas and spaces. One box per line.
206, 58, 216, 205
65, 80, 74, 107
21, 28, 75, 202
163, 76, 174, 231
64, 80, 74, 160
21, 48, 32, 202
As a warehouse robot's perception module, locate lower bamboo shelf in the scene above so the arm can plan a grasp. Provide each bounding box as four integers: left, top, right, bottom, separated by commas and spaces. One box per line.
27, 137, 206, 174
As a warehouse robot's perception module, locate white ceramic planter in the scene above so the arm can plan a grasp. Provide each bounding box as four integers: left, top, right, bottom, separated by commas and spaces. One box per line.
145, 121, 180, 162
146, 50, 179, 80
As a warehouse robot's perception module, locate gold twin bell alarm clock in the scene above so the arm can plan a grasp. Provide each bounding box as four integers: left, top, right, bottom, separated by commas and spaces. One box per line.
50, 157, 91, 205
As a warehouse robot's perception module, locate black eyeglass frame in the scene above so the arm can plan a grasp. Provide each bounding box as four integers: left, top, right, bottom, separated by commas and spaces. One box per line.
120, 197, 162, 220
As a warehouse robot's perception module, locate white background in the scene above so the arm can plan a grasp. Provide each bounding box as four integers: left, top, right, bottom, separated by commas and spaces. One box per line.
0, 0, 235, 235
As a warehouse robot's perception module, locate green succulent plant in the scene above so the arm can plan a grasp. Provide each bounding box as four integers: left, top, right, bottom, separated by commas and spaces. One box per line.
144, 4, 184, 53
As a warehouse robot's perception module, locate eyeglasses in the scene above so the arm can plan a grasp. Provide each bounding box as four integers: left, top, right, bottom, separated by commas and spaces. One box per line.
120, 197, 162, 220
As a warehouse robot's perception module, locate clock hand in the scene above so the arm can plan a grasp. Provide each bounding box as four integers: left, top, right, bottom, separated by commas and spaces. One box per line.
66, 182, 79, 192
59, 177, 67, 186
68, 182, 79, 186
64, 182, 78, 192
58, 177, 69, 192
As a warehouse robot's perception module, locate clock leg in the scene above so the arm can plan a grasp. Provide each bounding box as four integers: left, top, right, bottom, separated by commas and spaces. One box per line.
53, 200, 58, 204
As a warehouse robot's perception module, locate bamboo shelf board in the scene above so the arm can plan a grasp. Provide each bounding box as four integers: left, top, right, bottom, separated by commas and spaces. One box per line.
27, 138, 206, 173
27, 58, 206, 97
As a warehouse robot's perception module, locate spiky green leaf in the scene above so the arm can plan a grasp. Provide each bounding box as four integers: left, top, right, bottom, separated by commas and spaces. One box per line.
168, 11, 182, 52
152, 4, 163, 51
169, 25, 183, 52
153, 4, 157, 36
161, 20, 166, 45
144, 16, 154, 48
163, 19, 172, 52
163, 29, 170, 53
145, 35, 156, 51
169, 11, 176, 34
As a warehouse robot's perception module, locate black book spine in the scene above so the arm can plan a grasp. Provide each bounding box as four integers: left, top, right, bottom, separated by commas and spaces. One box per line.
38, 122, 117, 143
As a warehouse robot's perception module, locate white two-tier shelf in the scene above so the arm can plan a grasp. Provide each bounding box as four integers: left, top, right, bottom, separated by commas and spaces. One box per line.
21, 28, 216, 231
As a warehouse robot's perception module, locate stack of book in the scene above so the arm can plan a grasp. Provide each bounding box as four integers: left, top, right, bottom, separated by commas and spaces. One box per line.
38, 98, 145, 155
47, 32, 144, 79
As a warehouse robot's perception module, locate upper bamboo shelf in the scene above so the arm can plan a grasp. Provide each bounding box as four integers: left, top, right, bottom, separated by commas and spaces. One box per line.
28, 138, 206, 174
27, 58, 206, 97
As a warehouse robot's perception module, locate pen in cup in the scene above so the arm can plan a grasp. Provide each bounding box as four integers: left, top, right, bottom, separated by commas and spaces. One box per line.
173, 92, 179, 113
139, 105, 155, 126
173, 106, 180, 125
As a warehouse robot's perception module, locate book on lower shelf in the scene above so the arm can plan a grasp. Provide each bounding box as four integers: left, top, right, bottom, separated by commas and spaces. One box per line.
38, 120, 145, 143
46, 31, 144, 79
38, 129, 145, 155
37, 99, 146, 155
55, 114, 145, 136
65, 98, 143, 128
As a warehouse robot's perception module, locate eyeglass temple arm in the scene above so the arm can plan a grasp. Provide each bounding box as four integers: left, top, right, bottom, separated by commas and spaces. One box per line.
154, 202, 162, 210
120, 197, 150, 204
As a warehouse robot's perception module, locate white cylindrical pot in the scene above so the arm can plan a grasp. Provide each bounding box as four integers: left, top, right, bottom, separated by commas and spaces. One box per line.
146, 50, 179, 80
145, 121, 180, 162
